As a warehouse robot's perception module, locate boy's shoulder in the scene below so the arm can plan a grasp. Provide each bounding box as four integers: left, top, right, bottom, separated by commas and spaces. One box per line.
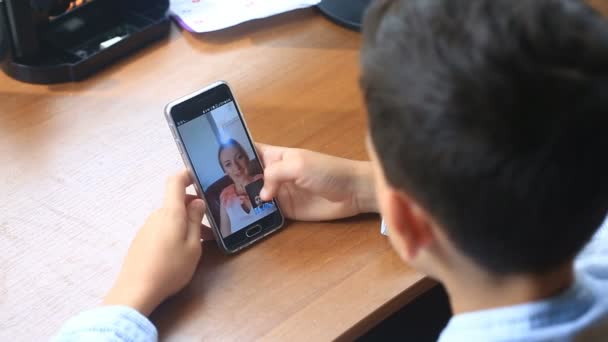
440, 217, 608, 342
440, 275, 608, 342
576, 217, 608, 281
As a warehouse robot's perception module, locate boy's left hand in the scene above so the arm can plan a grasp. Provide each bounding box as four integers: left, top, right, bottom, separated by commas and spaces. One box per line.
103, 170, 207, 316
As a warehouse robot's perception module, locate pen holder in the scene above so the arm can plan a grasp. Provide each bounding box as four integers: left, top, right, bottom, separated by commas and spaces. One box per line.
0, 0, 170, 84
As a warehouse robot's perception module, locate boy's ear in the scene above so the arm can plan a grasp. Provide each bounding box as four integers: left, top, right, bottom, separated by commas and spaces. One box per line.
383, 188, 434, 261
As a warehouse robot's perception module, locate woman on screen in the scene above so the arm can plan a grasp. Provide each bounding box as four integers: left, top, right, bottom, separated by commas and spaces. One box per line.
217, 139, 271, 237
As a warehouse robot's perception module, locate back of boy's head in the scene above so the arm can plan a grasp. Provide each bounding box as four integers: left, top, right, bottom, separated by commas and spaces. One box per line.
361, 0, 608, 274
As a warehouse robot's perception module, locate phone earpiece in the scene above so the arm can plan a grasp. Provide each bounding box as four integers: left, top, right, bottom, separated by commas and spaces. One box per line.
30, 0, 72, 16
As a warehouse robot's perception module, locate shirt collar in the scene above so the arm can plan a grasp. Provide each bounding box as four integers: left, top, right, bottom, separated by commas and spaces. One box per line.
439, 274, 595, 341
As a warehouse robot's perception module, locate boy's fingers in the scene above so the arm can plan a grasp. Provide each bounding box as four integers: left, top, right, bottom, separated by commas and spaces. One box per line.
164, 170, 192, 208
260, 162, 297, 201
186, 199, 206, 242
255, 142, 268, 151
256, 143, 284, 167
185, 194, 200, 206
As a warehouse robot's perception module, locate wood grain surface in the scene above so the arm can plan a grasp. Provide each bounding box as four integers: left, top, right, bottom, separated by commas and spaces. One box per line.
0, 8, 430, 342
3, 2, 607, 340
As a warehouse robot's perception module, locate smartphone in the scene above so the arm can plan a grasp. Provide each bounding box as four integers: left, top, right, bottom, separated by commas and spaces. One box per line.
165, 81, 284, 253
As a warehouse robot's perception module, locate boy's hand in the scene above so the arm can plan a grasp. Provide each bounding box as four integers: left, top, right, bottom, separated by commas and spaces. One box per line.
103, 170, 206, 316
257, 144, 378, 221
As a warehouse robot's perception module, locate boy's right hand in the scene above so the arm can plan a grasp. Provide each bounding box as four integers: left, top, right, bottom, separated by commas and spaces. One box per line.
258, 144, 378, 221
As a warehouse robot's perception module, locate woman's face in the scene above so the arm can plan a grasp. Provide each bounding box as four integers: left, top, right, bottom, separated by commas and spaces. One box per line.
220, 146, 249, 182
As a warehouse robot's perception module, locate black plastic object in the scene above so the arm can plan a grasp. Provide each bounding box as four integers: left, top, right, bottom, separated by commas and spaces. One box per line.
317, 0, 371, 31
0, 2, 9, 65
29, 0, 71, 16
0, 0, 170, 84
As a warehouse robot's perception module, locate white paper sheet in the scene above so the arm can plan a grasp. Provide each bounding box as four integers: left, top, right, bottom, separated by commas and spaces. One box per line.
170, 0, 322, 33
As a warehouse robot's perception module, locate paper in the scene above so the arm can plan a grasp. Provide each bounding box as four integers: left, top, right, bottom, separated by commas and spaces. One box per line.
170, 0, 322, 33
381, 219, 388, 236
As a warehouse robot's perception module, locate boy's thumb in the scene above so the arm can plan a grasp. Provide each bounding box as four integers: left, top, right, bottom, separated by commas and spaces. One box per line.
186, 199, 206, 241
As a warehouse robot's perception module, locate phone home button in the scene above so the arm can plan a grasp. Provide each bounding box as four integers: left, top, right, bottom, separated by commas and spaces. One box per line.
246, 225, 262, 237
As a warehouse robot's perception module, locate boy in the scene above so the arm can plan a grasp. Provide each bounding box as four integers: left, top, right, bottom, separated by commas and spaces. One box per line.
55, 0, 608, 340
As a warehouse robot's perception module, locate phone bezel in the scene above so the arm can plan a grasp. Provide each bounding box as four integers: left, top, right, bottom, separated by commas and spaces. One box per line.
164, 81, 285, 254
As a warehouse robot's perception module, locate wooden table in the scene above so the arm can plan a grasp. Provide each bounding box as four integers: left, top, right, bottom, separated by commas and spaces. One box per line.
5, 1, 608, 340
0, 8, 432, 342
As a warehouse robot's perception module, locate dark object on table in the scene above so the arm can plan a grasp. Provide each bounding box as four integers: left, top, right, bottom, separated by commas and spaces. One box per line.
0, 0, 170, 84
318, 0, 372, 31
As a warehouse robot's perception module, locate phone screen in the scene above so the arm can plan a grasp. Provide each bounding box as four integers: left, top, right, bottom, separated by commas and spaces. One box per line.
169, 83, 281, 249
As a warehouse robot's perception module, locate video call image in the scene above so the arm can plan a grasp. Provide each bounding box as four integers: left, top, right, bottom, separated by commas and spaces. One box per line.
177, 100, 277, 238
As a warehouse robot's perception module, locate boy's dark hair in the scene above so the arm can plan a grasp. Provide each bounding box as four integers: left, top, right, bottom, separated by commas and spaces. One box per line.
361, 0, 608, 274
